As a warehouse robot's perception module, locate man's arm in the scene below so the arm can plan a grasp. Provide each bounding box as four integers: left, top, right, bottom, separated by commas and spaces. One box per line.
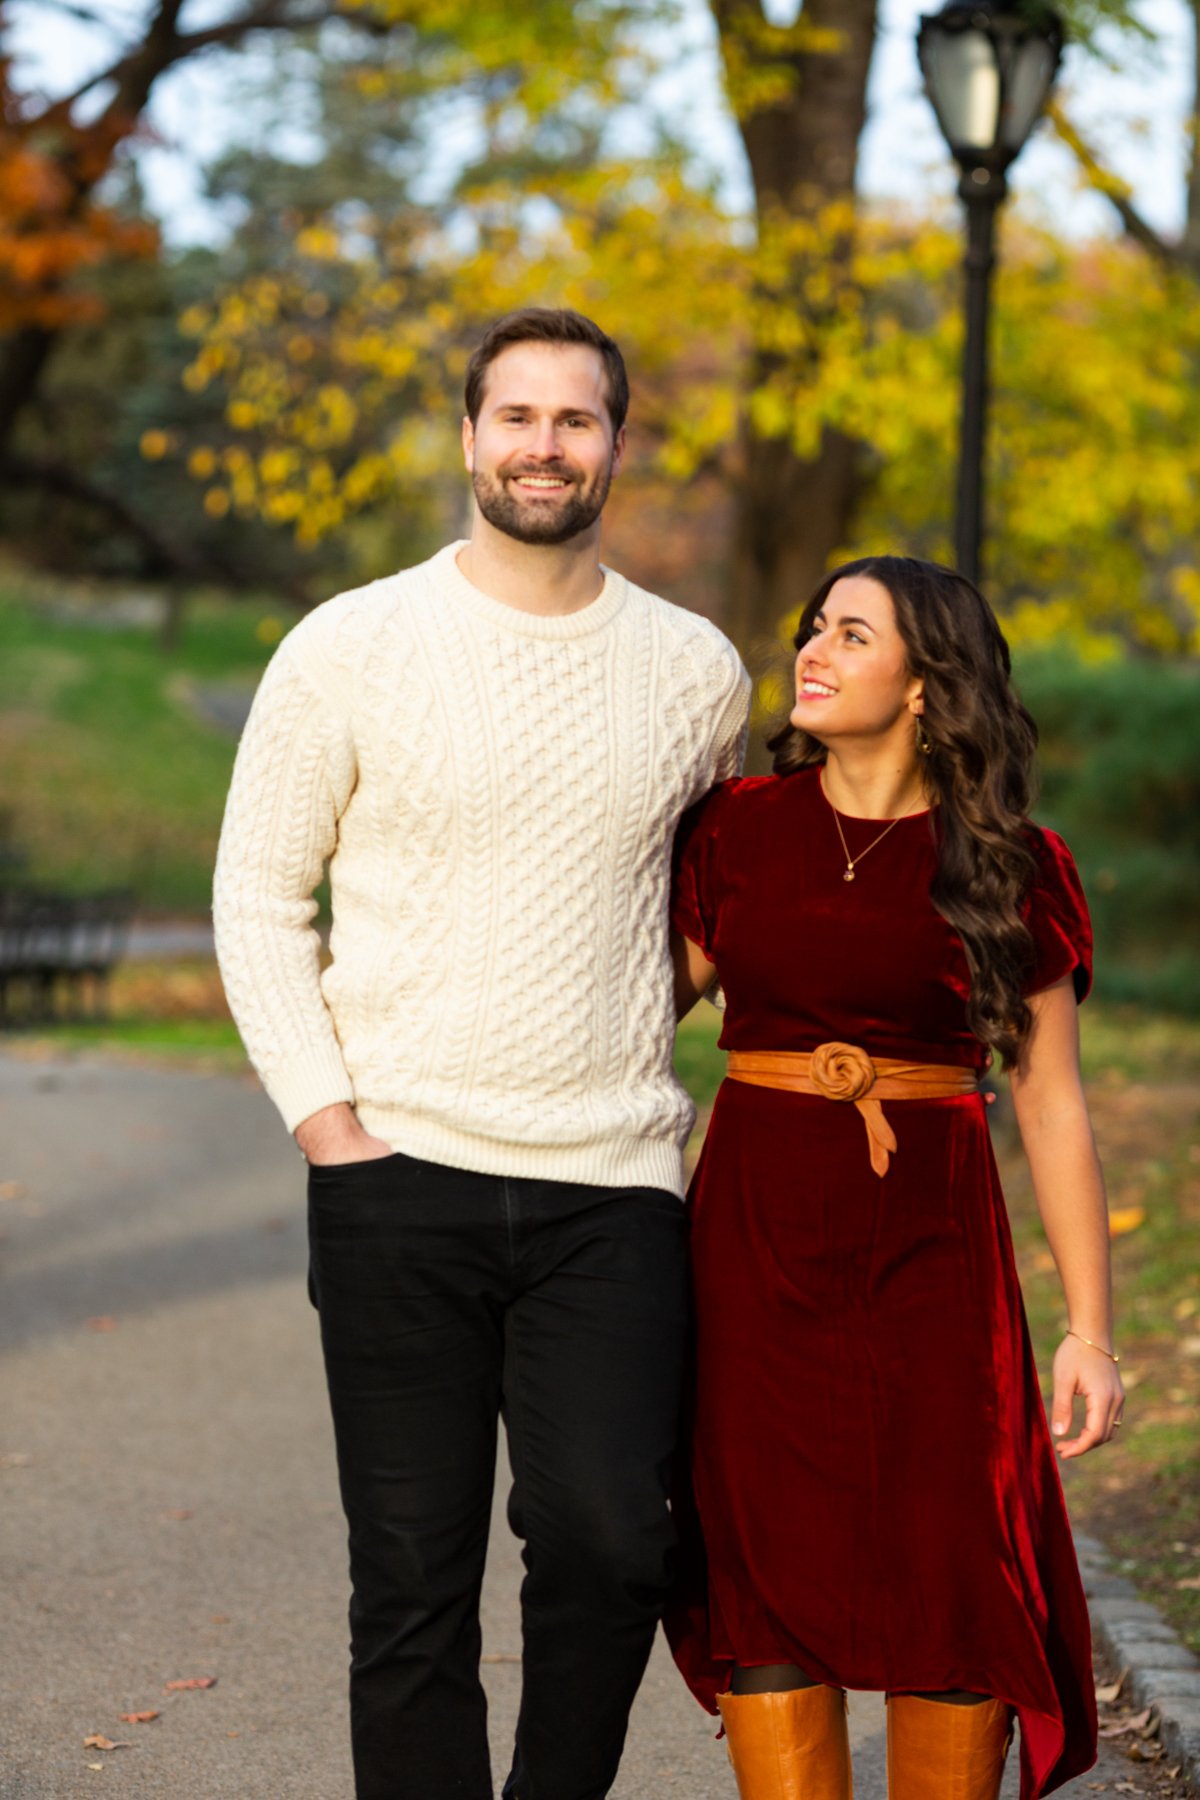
713, 649, 752, 781
213, 638, 364, 1145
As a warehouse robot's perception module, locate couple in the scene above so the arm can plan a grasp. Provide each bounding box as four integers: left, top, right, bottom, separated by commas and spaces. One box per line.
214, 307, 1123, 1800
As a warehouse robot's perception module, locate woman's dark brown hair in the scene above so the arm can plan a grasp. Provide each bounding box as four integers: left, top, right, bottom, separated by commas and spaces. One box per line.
768, 555, 1040, 1068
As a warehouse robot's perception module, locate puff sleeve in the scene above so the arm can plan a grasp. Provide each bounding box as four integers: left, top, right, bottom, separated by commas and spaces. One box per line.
1024, 828, 1094, 1002
671, 782, 738, 961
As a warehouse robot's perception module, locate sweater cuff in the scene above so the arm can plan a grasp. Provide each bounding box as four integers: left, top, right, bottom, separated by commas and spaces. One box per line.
265, 1045, 356, 1135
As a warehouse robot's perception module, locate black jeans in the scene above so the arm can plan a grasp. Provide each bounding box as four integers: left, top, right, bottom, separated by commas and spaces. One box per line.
307, 1150, 688, 1800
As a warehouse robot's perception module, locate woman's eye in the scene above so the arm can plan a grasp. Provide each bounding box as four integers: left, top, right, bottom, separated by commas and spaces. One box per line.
846, 631, 866, 645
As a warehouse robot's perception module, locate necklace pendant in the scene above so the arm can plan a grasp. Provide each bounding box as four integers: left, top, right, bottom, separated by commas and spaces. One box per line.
843, 866, 855, 882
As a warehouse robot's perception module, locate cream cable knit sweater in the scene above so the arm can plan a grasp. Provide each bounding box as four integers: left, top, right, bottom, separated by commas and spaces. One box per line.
213, 542, 749, 1197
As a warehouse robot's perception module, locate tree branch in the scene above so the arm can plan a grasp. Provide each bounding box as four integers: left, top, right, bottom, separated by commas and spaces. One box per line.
1, 452, 209, 576
1047, 99, 1179, 270
0, 452, 314, 602
25, 0, 125, 29
40, 0, 354, 127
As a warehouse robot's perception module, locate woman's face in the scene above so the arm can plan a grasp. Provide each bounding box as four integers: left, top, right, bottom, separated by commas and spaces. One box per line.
790, 575, 924, 745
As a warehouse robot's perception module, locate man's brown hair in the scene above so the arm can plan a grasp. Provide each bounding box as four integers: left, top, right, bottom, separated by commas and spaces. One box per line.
464, 308, 629, 434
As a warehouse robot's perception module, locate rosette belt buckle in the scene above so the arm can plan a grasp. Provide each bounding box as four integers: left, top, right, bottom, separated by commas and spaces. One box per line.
725, 1042, 978, 1177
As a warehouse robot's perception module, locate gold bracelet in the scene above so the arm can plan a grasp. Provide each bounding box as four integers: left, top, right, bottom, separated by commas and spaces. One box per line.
1065, 1329, 1120, 1364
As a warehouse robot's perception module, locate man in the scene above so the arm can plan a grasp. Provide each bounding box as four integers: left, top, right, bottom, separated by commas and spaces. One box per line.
214, 307, 749, 1800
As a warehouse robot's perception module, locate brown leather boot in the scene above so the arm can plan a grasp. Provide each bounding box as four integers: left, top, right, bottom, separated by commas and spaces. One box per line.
886, 1693, 1013, 1800
716, 1686, 854, 1799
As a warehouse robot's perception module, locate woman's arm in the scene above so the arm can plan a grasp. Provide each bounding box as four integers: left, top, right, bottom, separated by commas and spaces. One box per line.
1009, 976, 1125, 1459
671, 930, 718, 1021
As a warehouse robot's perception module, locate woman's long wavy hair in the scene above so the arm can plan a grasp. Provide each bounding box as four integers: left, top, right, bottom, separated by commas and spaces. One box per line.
767, 556, 1040, 1068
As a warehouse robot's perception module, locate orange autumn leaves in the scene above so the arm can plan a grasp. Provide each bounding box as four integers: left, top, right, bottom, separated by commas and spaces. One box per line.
83, 1678, 217, 1765
0, 62, 156, 334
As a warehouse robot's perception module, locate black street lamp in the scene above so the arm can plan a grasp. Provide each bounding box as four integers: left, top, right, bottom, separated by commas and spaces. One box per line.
917, 2, 1064, 583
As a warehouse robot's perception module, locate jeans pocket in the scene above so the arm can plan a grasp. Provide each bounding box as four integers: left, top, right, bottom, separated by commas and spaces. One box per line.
307, 1150, 404, 1181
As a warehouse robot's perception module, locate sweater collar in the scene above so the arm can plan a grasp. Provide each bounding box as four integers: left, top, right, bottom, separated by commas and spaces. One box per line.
429, 541, 628, 641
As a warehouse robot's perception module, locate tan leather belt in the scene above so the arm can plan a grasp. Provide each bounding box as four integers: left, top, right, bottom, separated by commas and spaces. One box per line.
726, 1043, 978, 1177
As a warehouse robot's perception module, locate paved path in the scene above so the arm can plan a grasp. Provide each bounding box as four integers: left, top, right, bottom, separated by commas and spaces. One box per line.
0, 1055, 1126, 1798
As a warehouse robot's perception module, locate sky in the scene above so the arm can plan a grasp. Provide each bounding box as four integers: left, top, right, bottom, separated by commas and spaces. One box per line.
10, 0, 1194, 248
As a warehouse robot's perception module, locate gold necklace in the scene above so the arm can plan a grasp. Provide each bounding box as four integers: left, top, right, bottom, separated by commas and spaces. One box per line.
825, 782, 926, 883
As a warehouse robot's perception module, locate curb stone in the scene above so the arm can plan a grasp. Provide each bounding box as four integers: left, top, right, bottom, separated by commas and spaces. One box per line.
1076, 1531, 1200, 1787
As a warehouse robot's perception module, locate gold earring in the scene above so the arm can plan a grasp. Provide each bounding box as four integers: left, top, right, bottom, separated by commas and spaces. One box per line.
915, 715, 933, 756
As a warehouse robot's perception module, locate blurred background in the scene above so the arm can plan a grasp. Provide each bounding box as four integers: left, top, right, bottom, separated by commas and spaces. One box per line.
0, 0, 1196, 1684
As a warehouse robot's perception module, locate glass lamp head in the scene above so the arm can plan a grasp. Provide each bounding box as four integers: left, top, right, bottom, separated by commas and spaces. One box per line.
917, 1, 1064, 175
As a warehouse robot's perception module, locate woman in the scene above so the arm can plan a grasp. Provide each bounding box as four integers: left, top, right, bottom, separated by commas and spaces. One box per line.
667, 558, 1123, 1800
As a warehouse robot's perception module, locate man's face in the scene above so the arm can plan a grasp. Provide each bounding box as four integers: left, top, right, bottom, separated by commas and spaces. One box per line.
462, 342, 625, 546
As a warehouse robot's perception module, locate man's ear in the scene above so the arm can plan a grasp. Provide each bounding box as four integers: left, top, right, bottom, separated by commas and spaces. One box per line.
462, 415, 475, 473
610, 423, 627, 478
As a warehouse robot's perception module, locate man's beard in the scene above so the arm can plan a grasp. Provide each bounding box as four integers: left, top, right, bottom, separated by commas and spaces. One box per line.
472, 459, 612, 546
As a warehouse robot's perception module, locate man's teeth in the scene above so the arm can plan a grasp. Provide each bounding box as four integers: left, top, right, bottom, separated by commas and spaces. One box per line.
515, 476, 568, 488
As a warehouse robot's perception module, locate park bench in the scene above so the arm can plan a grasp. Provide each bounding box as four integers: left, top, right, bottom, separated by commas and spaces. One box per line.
0, 887, 136, 1028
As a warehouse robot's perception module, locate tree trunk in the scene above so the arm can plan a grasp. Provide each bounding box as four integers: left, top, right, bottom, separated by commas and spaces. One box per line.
0, 328, 59, 463
726, 423, 869, 670
712, 0, 878, 761
1183, 0, 1200, 271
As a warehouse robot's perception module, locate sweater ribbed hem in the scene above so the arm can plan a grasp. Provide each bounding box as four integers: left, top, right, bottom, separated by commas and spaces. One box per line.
268, 1046, 357, 1135
354, 1103, 688, 1199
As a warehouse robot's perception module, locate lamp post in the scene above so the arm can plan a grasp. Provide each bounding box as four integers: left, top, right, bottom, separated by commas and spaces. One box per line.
917, 2, 1064, 584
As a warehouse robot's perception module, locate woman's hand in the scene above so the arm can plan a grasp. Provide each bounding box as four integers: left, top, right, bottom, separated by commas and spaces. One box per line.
1011, 980, 1123, 1460
1049, 1333, 1125, 1459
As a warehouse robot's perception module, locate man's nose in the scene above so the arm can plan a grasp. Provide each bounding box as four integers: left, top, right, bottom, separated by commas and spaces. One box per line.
528, 418, 562, 459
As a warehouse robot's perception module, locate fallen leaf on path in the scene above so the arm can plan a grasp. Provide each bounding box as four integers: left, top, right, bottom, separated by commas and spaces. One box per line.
480, 1654, 520, 1664
85, 1762, 104, 1771
0, 1451, 32, 1468
1095, 1673, 1126, 1704
1108, 1206, 1145, 1238
83, 1735, 132, 1750
86, 1316, 118, 1333
0, 1180, 27, 1201
164, 1676, 217, 1691
118, 1712, 159, 1724
1099, 1708, 1154, 1739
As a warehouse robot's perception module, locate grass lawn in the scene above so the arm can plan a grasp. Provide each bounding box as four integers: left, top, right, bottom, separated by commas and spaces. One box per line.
0, 584, 278, 910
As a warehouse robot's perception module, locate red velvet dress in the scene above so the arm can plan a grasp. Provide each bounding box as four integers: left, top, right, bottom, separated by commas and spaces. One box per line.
667, 767, 1097, 1800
